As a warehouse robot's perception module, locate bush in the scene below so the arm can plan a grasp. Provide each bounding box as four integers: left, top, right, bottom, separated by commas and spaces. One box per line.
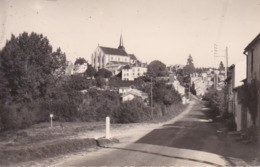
203, 87, 226, 117
0, 102, 45, 130
112, 99, 151, 123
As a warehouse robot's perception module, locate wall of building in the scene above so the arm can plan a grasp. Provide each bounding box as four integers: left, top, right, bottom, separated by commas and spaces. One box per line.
122, 66, 147, 81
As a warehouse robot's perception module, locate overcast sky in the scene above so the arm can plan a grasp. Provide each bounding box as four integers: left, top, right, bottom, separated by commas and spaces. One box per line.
1, 0, 260, 67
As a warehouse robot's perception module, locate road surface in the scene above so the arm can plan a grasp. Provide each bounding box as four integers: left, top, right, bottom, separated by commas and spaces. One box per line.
53, 100, 248, 167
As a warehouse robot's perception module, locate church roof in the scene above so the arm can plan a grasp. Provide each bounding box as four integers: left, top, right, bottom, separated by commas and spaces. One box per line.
128, 54, 137, 60
99, 46, 128, 57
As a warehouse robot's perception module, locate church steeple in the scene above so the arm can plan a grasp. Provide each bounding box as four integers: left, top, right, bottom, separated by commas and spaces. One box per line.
118, 34, 125, 50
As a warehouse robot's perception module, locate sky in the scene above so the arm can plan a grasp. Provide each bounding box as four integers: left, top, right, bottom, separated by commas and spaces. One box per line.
0, 0, 260, 68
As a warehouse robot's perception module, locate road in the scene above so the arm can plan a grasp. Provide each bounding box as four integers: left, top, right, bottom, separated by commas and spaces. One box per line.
54, 99, 248, 167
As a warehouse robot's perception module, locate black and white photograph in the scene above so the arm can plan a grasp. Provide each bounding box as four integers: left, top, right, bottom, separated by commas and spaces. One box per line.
0, 0, 260, 166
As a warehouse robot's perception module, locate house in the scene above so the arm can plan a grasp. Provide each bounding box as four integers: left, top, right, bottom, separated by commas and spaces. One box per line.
120, 88, 148, 104
91, 35, 137, 75
73, 63, 88, 74
226, 60, 248, 131
169, 74, 185, 96
121, 62, 147, 81
119, 87, 132, 94
243, 33, 260, 127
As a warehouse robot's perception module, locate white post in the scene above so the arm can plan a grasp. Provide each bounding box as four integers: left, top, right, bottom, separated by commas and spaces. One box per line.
106, 116, 110, 139
50, 114, 53, 128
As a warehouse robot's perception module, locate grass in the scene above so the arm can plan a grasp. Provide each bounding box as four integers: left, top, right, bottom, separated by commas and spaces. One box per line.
0, 102, 189, 166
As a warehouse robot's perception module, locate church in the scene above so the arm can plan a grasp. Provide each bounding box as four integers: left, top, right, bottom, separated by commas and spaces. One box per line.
91, 35, 138, 75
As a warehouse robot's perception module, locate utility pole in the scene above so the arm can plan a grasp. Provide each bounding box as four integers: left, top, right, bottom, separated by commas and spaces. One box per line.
214, 44, 229, 79
151, 77, 153, 118
225, 47, 229, 79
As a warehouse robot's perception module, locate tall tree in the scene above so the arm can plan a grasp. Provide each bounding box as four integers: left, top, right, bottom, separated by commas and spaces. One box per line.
218, 61, 225, 71
0, 32, 66, 102
74, 57, 87, 65
183, 54, 195, 75
147, 60, 167, 77
84, 64, 97, 78
95, 68, 112, 78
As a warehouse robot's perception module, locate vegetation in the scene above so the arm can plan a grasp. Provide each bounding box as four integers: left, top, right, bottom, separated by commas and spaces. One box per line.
203, 87, 226, 118
147, 60, 167, 77
218, 61, 225, 71
0, 32, 186, 131
183, 54, 195, 75
74, 57, 87, 65
95, 68, 112, 78
84, 64, 97, 78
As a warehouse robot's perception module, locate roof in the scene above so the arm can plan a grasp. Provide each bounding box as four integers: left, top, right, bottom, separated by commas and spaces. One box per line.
122, 65, 131, 69
244, 33, 260, 52
99, 46, 129, 56
128, 54, 137, 60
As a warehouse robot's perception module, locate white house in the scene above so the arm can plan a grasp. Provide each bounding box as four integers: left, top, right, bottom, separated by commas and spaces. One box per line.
121, 63, 147, 81
120, 88, 148, 104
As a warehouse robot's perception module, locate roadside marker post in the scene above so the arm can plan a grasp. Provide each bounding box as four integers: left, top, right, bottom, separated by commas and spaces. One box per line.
50, 114, 53, 128
106, 116, 110, 139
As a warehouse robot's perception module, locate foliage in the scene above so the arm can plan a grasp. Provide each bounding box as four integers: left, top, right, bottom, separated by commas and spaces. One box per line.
143, 80, 182, 106
112, 99, 151, 123
218, 61, 225, 71
183, 55, 195, 75
63, 74, 94, 91
0, 32, 66, 102
96, 77, 106, 88
95, 68, 112, 78
0, 102, 46, 130
203, 87, 226, 117
190, 82, 197, 95
147, 60, 167, 77
74, 57, 87, 65
195, 67, 211, 74
84, 64, 97, 78
239, 79, 259, 125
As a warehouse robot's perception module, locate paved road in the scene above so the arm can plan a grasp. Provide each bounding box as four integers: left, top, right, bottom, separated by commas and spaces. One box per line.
54, 100, 248, 167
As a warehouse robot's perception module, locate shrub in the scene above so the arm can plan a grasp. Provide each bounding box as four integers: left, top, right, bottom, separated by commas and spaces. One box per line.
112, 99, 151, 123
0, 102, 44, 130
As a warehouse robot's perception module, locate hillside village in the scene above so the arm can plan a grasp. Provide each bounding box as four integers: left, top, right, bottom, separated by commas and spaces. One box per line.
61, 33, 260, 142
63, 36, 222, 104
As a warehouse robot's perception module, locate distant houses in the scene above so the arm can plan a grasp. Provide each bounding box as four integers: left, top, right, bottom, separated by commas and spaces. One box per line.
119, 87, 148, 104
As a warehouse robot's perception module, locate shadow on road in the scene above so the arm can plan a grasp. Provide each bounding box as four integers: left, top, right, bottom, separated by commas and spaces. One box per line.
101, 145, 223, 167
135, 101, 254, 165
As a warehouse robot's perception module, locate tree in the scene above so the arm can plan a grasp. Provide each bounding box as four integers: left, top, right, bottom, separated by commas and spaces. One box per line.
74, 57, 87, 65
218, 61, 225, 71
183, 55, 195, 75
190, 82, 197, 95
84, 64, 97, 78
95, 68, 112, 78
147, 60, 167, 77
0, 32, 66, 102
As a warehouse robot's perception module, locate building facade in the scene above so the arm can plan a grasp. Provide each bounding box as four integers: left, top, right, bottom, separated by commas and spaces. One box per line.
121, 63, 147, 81
91, 36, 137, 75
244, 33, 260, 127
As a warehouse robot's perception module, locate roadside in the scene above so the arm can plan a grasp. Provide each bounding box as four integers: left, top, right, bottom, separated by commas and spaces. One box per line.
0, 102, 191, 167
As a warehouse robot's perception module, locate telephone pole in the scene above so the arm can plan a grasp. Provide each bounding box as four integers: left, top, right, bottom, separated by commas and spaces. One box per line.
151, 77, 153, 118
214, 44, 228, 79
